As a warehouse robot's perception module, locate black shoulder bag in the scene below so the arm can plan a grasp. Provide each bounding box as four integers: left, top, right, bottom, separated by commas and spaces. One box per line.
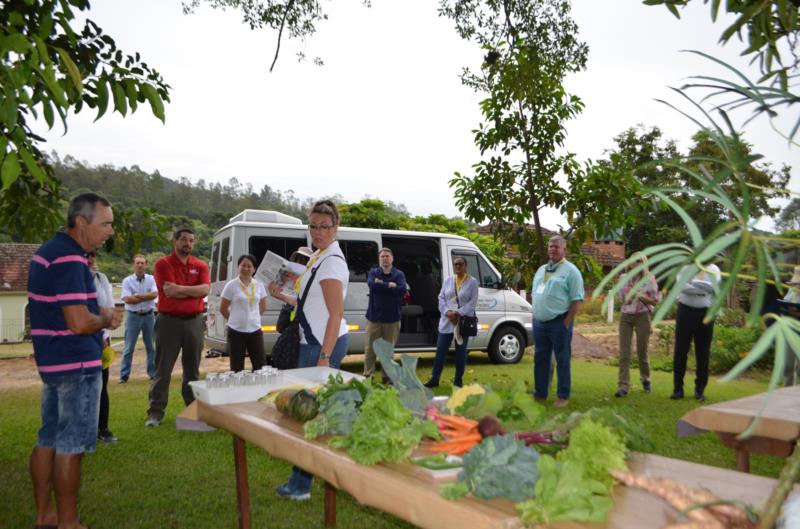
269, 255, 340, 369
456, 277, 478, 338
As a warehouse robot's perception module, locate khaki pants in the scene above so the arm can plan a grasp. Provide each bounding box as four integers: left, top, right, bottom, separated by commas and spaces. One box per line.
147, 313, 204, 420
617, 311, 652, 391
363, 320, 401, 377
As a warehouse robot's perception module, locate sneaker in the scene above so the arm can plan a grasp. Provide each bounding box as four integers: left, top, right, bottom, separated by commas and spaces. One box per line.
118, 378, 128, 384
643, 381, 652, 393
554, 399, 569, 408
533, 395, 547, 403
669, 391, 684, 400
614, 389, 628, 398
97, 430, 118, 443
423, 379, 439, 389
453, 381, 463, 389
145, 415, 161, 427
276, 483, 310, 501
695, 392, 706, 402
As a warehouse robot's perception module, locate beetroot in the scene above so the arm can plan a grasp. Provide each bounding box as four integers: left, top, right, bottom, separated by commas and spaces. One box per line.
478, 415, 507, 437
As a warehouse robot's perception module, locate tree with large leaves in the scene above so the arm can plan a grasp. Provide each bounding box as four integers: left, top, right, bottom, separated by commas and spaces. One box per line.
440, 0, 611, 284
0, 0, 170, 241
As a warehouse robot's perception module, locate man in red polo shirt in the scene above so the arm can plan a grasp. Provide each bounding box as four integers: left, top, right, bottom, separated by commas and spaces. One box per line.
145, 228, 210, 427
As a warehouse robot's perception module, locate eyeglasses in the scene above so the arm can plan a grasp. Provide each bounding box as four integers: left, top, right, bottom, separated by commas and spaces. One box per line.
308, 224, 334, 231
453, 262, 466, 267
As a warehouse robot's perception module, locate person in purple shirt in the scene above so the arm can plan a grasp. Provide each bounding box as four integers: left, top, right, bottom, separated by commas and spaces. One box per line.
363, 247, 407, 378
27, 193, 123, 529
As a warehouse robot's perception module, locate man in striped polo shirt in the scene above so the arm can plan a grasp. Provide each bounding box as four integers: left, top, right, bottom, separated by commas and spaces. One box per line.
28, 193, 123, 529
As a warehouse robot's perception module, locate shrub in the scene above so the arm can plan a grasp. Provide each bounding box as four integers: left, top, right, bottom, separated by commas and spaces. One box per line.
710, 325, 764, 373
576, 295, 610, 324
716, 307, 747, 328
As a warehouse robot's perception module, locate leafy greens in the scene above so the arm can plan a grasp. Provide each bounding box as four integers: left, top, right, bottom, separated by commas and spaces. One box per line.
516, 455, 613, 525
328, 387, 440, 465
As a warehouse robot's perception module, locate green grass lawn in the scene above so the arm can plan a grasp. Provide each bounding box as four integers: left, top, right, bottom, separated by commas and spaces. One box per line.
0, 352, 783, 529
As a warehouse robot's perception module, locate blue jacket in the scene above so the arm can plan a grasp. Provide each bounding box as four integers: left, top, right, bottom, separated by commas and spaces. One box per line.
365, 266, 407, 323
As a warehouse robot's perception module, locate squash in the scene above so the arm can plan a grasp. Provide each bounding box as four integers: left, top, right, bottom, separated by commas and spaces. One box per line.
275, 390, 299, 415
288, 389, 319, 422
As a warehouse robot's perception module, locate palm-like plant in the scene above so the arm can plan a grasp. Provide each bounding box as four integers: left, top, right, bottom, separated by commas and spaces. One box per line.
594, 51, 799, 527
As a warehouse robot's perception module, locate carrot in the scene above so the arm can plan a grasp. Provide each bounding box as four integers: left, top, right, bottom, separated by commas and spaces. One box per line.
435, 414, 478, 430
428, 439, 481, 455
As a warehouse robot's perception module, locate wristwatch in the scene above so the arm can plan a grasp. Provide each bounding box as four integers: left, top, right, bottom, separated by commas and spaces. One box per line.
320, 352, 329, 361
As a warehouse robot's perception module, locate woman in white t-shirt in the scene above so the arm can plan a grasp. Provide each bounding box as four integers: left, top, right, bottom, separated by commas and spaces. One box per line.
276, 199, 349, 501
220, 254, 268, 372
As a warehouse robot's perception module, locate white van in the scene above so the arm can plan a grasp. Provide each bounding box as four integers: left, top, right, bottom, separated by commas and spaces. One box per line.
204, 210, 533, 364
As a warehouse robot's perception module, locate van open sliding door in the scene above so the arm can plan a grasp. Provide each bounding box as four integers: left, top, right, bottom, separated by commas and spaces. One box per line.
381, 236, 442, 349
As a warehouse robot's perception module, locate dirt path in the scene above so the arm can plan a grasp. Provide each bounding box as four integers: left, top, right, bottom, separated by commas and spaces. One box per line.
0, 327, 621, 390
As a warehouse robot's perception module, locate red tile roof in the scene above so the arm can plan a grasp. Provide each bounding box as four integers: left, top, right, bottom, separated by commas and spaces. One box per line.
0, 244, 40, 292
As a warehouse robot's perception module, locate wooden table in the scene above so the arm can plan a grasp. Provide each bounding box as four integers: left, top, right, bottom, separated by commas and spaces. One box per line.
198, 399, 795, 529
677, 385, 800, 472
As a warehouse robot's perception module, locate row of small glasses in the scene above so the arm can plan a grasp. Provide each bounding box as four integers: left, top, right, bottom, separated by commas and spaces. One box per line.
206, 366, 282, 388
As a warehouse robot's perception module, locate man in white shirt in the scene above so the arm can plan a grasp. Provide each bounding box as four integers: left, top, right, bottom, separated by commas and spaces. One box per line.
671, 263, 721, 401
119, 255, 158, 383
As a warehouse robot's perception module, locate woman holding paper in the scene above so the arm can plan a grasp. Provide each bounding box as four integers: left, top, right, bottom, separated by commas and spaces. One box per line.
220, 254, 268, 372
275, 199, 349, 502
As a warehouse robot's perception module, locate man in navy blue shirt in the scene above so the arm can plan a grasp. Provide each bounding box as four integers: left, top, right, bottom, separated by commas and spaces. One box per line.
28, 193, 123, 529
363, 247, 407, 378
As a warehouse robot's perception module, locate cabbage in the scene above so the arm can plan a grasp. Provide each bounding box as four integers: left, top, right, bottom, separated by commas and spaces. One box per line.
441, 434, 540, 502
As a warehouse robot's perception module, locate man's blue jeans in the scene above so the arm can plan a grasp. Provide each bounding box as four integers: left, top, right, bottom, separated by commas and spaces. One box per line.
120, 311, 156, 380
533, 314, 573, 400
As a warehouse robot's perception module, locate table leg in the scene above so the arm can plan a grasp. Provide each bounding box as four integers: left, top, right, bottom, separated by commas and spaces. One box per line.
324, 481, 337, 527
233, 435, 251, 529
736, 448, 750, 473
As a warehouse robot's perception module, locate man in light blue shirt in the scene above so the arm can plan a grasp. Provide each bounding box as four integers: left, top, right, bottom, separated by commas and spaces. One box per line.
119, 255, 158, 382
530, 236, 584, 407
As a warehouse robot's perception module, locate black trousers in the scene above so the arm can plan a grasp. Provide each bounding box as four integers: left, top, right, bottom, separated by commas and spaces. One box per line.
99, 367, 109, 432
673, 302, 715, 394
227, 328, 266, 372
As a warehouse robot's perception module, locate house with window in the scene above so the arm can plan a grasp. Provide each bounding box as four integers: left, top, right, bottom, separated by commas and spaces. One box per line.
0, 243, 39, 343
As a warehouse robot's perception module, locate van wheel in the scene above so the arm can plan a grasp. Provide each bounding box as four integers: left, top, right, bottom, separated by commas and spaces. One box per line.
488, 326, 525, 364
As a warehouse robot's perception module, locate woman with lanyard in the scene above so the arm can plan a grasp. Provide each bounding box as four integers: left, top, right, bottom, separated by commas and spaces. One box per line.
275, 199, 349, 501
87, 251, 120, 444
614, 253, 659, 397
219, 254, 268, 372
424, 255, 478, 389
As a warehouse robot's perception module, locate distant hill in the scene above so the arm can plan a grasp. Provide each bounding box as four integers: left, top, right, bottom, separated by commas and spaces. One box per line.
51, 154, 311, 230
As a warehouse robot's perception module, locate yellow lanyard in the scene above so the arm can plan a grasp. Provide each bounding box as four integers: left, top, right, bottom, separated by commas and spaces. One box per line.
238, 279, 255, 306
455, 274, 467, 293
543, 259, 565, 283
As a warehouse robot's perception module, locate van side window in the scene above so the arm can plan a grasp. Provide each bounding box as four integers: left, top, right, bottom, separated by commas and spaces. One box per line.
477, 254, 500, 288
210, 241, 220, 282
340, 241, 378, 282
219, 237, 230, 281
452, 252, 500, 289
249, 236, 307, 267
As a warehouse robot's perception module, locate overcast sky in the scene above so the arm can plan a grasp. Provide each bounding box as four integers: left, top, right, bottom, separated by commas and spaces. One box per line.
41, 0, 798, 230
